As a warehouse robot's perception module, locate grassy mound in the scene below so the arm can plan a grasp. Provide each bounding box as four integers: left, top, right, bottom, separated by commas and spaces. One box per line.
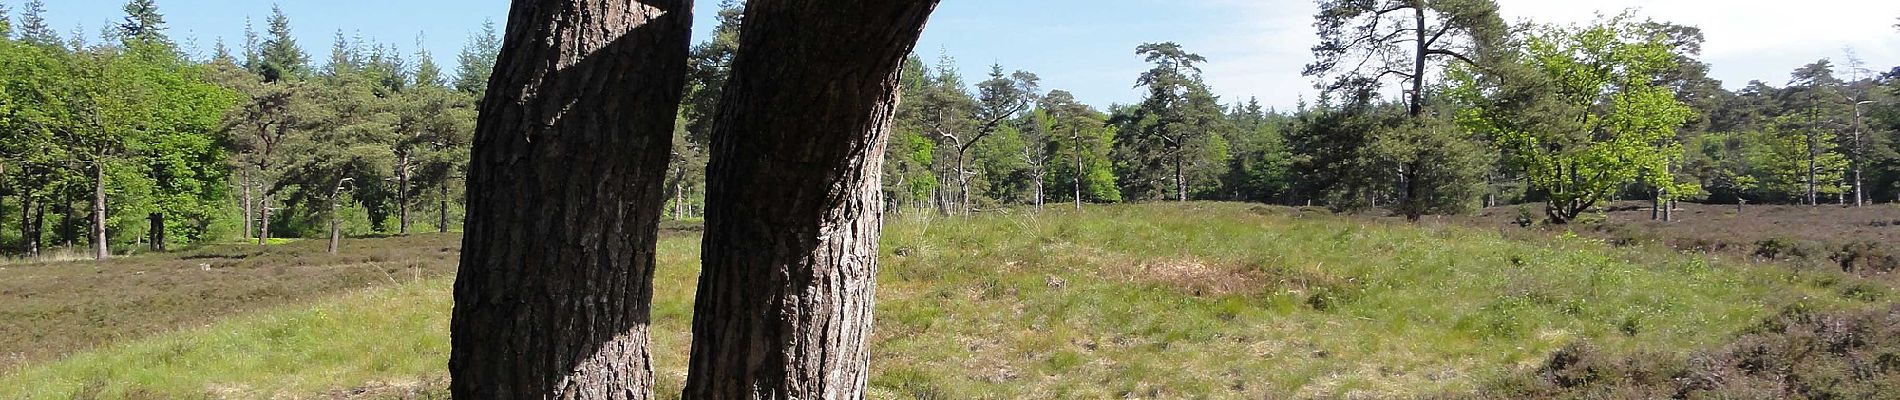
0, 203, 1883, 398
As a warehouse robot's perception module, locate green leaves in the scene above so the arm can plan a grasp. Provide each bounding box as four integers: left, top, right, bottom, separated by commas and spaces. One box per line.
1453, 15, 1695, 223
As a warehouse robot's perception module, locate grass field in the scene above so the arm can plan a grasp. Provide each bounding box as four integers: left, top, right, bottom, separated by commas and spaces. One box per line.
0, 202, 1890, 398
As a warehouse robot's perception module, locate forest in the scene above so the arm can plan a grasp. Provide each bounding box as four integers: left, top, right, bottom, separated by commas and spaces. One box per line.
5, 0, 1900, 399
0, 0, 1898, 258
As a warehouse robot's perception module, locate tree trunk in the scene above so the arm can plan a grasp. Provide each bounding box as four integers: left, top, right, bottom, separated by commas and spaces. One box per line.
241, 169, 253, 241
1173, 151, 1186, 202
1074, 129, 1083, 210
20, 192, 36, 257
148, 212, 165, 252
327, 180, 346, 255
685, 0, 936, 398
60, 194, 74, 247
1408, 6, 1427, 117
259, 194, 271, 246
448, 0, 691, 398
31, 202, 44, 257
439, 182, 449, 233
397, 152, 411, 235
93, 162, 108, 260
1665, 198, 1674, 222
328, 216, 340, 254
1651, 188, 1662, 221
956, 153, 971, 214
1808, 110, 1818, 206
1034, 173, 1044, 210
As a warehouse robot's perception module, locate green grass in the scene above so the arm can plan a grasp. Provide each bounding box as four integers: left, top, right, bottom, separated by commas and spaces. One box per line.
0, 203, 1882, 399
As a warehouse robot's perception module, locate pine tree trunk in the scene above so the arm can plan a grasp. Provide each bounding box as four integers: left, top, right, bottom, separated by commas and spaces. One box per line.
449, 0, 691, 398
259, 194, 271, 246
439, 183, 449, 233
93, 162, 108, 260
686, 0, 936, 397
241, 169, 253, 241
397, 152, 411, 235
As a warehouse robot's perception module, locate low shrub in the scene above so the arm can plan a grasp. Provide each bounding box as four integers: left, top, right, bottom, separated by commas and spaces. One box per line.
1484, 304, 1900, 399
1834, 240, 1900, 275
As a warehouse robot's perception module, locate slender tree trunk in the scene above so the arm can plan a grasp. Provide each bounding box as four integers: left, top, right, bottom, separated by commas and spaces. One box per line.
686, 0, 936, 397
259, 194, 271, 246
1855, 110, 1865, 207
60, 194, 74, 247
31, 202, 44, 257
1664, 197, 1674, 222
241, 169, 253, 241
1174, 151, 1187, 202
93, 162, 108, 260
1034, 173, 1044, 210
20, 192, 36, 257
1808, 109, 1819, 206
1074, 129, 1083, 210
327, 179, 346, 255
1409, 6, 1427, 118
672, 165, 686, 220
397, 152, 411, 235
956, 153, 971, 214
148, 213, 165, 252
449, 0, 691, 398
1651, 187, 1662, 221
438, 182, 449, 233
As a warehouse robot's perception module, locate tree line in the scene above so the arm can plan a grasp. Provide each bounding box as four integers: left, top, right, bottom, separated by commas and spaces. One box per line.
9, 0, 1900, 260
0, 0, 495, 257
673, 1, 1900, 225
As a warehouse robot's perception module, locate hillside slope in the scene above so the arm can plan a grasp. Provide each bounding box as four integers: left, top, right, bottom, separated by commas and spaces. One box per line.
0, 203, 1885, 398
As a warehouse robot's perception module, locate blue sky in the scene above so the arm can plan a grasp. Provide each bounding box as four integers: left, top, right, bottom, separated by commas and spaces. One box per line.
25, 0, 1900, 109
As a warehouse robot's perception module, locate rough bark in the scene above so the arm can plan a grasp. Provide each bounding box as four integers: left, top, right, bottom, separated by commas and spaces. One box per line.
448, 0, 691, 398
685, 0, 938, 398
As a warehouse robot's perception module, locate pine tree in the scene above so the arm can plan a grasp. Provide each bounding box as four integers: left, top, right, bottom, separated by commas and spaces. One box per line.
117, 0, 168, 47
412, 37, 443, 88
0, 3, 12, 38
1119, 42, 1229, 202
452, 20, 499, 95
257, 5, 307, 82
17, 0, 58, 47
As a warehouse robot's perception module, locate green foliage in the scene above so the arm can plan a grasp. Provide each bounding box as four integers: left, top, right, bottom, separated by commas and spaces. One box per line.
452, 20, 499, 96
1451, 15, 1696, 223
1115, 43, 1231, 202
1379, 115, 1495, 217
254, 5, 307, 83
